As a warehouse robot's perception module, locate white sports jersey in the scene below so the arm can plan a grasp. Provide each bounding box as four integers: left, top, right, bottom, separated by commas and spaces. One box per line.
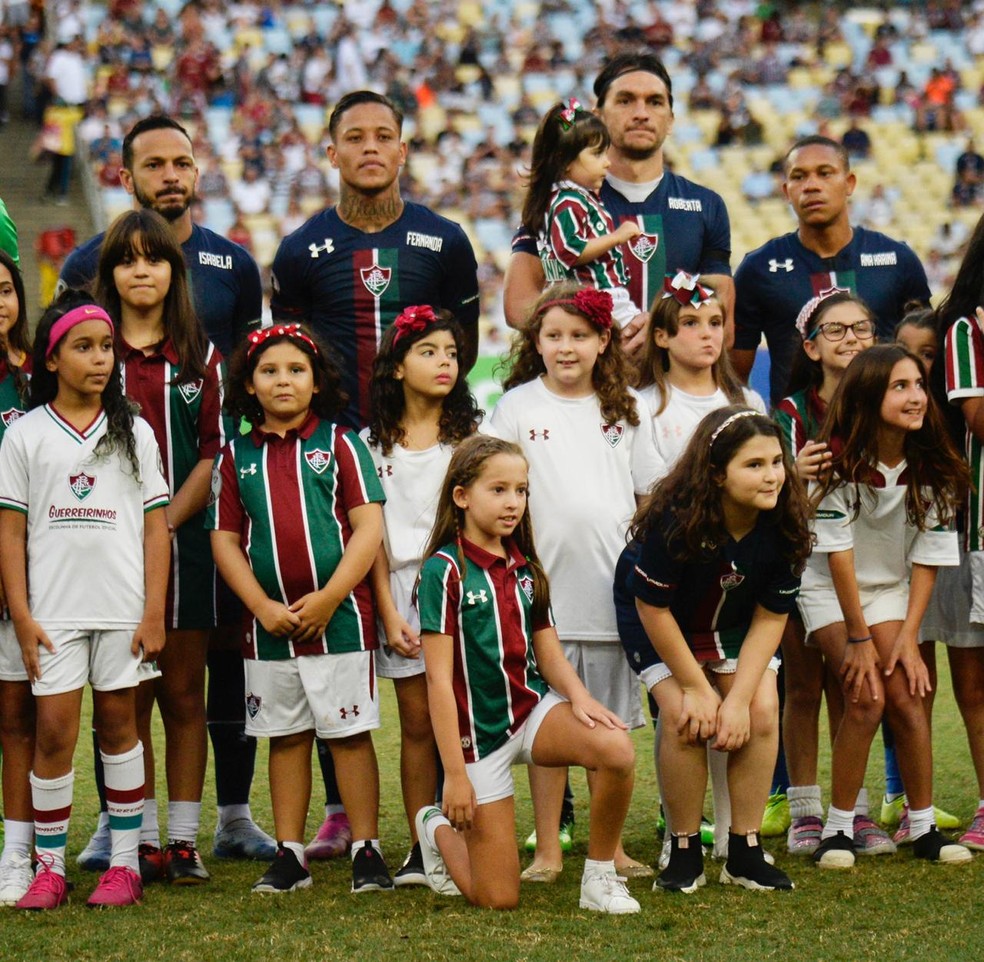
0, 405, 169, 628
359, 430, 453, 630
488, 377, 665, 642
803, 460, 958, 596
639, 383, 767, 468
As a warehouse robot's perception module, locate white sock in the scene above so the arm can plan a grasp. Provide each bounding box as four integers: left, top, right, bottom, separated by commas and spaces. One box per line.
788, 785, 823, 820
103, 742, 144, 872
709, 745, 731, 852
1, 819, 34, 861
822, 805, 854, 839
419, 808, 450, 849
854, 787, 869, 817
217, 803, 252, 829
141, 797, 160, 847
168, 800, 201, 845
582, 857, 615, 878
282, 840, 306, 866
909, 805, 934, 841
350, 838, 381, 860
978, 798, 984, 813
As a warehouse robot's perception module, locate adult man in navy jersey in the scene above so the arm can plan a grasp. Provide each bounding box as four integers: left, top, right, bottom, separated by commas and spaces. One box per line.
271, 90, 480, 430
59, 114, 272, 870
731, 135, 930, 406
504, 51, 733, 349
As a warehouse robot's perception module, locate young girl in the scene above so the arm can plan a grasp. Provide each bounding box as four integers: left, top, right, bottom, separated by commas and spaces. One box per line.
93, 208, 225, 885
0, 251, 35, 906
414, 434, 639, 913
774, 290, 883, 857
616, 406, 809, 893
802, 345, 971, 868
0, 291, 171, 909
521, 99, 642, 325
489, 282, 663, 881
363, 304, 481, 884
209, 323, 392, 895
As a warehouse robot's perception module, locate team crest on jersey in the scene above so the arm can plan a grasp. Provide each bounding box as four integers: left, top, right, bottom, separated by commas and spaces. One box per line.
518, 574, 534, 603
305, 448, 332, 474
0, 408, 23, 428
601, 423, 624, 448
720, 570, 745, 591
629, 232, 659, 262
178, 379, 203, 404
245, 692, 261, 719
69, 472, 96, 501
360, 265, 392, 297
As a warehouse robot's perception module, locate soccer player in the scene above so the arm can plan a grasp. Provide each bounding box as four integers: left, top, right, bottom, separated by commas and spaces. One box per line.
731, 136, 931, 407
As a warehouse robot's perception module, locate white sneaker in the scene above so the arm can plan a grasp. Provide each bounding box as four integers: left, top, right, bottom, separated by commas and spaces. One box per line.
414, 807, 461, 896
579, 868, 640, 914
77, 812, 111, 871
213, 818, 277, 860
0, 852, 35, 906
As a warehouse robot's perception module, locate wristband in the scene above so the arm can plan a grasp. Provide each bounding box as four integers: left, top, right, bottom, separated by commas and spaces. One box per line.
847, 635, 872, 644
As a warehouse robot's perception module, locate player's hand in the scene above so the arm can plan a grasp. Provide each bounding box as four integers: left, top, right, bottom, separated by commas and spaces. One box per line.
712, 695, 751, 752
882, 629, 932, 698
570, 693, 628, 731
615, 221, 642, 243
289, 590, 338, 644
795, 440, 832, 480
840, 637, 881, 704
383, 611, 421, 658
677, 683, 721, 745
620, 311, 649, 357
14, 615, 54, 684
256, 599, 301, 637
974, 306, 984, 337
442, 771, 477, 832
132, 617, 166, 660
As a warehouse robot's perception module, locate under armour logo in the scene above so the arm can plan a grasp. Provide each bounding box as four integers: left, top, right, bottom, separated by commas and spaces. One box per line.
240, 463, 257, 478
529, 428, 549, 441
339, 705, 360, 719
768, 258, 794, 273
466, 590, 488, 605
309, 238, 335, 258
377, 465, 393, 477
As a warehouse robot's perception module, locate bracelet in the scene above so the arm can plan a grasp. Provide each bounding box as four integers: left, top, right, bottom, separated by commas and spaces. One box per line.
847, 634, 873, 644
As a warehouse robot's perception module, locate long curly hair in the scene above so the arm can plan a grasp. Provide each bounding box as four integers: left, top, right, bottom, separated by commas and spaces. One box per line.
367, 309, 482, 455
502, 281, 639, 426
30, 290, 142, 480
0, 249, 31, 401
635, 285, 745, 413
420, 435, 551, 624
95, 209, 208, 385
223, 325, 347, 425
521, 101, 611, 237
815, 344, 968, 529
631, 405, 813, 574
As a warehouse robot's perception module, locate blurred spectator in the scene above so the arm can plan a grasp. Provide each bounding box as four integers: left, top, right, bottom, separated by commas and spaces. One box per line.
916, 66, 959, 132
866, 36, 893, 68
741, 166, 776, 204
88, 123, 123, 164
688, 74, 719, 111
227, 209, 254, 253
952, 168, 982, 208
96, 148, 124, 188
815, 82, 842, 120
0, 25, 13, 125
841, 119, 872, 160
853, 183, 896, 230
932, 219, 969, 258
230, 162, 271, 216
956, 139, 984, 184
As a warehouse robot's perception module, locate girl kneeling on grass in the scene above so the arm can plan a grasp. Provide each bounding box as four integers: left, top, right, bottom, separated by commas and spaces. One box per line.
618, 406, 811, 893
414, 434, 639, 913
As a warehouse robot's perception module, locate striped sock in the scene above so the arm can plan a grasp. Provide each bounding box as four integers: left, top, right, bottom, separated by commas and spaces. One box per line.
31, 769, 74, 876
103, 742, 144, 871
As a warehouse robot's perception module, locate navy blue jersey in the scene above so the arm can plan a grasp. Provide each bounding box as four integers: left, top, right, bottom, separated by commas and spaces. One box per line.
734, 227, 930, 405
514, 171, 731, 315
615, 517, 800, 673
270, 202, 479, 430
59, 224, 262, 358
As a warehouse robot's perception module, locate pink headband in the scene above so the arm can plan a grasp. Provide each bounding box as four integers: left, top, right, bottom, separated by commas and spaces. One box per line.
46, 305, 115, 359
246, 324, 319, 360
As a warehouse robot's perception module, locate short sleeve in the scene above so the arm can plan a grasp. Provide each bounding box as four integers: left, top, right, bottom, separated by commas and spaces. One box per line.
440, 225, 480, 332
627, 527, 679, 608
334, 430, 386, 511
0, 422, 29, 514
512, 225, 539, 257
697, 192, 732, 276
774, 397, 805, 459
908, 499, 959, 568
733, 255, 765, 352
810, 483, 854, 554
270, 237, 309, 323
136, 419, 170, 512
206, 444, 243, 533
757, 556, 802, 614
418, 554, 459, 635
196, 348, 225, 461
945, 317, 984, 401
547, 196, 590, 268
629, 393, 667, 495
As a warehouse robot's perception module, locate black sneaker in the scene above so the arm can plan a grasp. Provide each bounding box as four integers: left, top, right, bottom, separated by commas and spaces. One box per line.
654, 833, 705, 893
813, 831, 856, 869
164, 841, 211, 885
393, 842, 427, 887
138, 843, 165, 884
351, 841, 393, 893
912, 826, 972, 864
252, 846, 313, 893
720, 832, 794, 890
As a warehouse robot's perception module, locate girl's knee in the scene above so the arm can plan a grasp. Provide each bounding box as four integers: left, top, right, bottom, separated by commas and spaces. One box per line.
749, 698, 779, 738
471, 881, 520, 911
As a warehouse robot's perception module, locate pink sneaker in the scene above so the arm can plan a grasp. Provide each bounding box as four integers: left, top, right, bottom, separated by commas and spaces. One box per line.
853, 814, 896, 855
787, 815, 824, 855
87, 866, 143, 907
893, 805, 911, 845
305, 812, 352, 860
958, 808, 984, 851
16, 862, 69, 910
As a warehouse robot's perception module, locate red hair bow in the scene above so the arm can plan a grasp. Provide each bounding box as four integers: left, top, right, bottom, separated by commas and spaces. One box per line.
392, 304, 438, 345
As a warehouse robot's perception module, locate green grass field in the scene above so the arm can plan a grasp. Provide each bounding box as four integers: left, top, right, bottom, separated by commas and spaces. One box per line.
2, 658, 983, 962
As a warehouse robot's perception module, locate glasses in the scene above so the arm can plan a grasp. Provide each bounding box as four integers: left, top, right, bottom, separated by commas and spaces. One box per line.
808, 319, 876, 342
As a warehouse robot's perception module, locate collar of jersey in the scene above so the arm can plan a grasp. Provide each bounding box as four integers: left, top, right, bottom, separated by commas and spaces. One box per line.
249, 411, 320, 447
556, 178, 597, 199
461, 536, 526, 573
119, 335, 179, 365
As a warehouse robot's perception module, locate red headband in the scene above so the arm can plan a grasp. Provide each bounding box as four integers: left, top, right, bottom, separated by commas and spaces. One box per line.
536, 288, 613, 330
392, 304, 439, 345
46, 305, 114, 359
246, 324, 319, 360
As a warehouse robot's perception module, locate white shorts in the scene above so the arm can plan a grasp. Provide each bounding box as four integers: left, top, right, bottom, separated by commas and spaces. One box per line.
465, 691, 565, 805
921, 550, 984, 648
375, 567, 426, 680
641, 655, 781, 690
244, 651, 380, 740
798, 583, 909, 640
31, 627, 155, 696
561, 640, 645, 729
0, 620, 27, 682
